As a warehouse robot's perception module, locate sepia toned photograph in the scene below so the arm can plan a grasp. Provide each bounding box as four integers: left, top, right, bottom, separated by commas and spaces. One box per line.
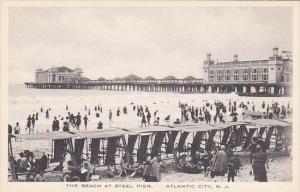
1, 1, 299, 190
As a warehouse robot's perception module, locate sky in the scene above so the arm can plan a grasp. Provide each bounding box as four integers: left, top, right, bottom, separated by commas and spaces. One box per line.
8, 6, 293, 83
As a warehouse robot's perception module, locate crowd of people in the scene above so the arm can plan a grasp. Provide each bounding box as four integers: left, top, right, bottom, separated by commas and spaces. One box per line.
176, 145, 243, 182
8, 98, 291, 182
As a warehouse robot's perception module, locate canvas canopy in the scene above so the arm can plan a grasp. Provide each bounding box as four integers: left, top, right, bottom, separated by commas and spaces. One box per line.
122, 126, 179, 135
73, 129, 127, 139
173, 123, 222, 133
244, 119, 291, 127
15, 132, 74, 140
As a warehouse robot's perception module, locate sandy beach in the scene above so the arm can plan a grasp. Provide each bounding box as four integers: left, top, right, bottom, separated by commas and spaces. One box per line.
8, 84, 292, 182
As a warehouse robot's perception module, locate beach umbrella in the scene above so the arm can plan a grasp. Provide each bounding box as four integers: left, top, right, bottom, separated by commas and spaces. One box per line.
230, 112, 238, 116
32, 149, 44, 159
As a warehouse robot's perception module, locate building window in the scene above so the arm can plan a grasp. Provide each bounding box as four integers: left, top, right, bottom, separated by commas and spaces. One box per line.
243, 75, 248, 81
263, 74, 268, 81
252, 75, 258, 81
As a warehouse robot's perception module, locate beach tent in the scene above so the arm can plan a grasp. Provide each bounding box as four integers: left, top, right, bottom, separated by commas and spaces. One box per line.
242, 119, 292, 150
9, 132, 77, 181
15, 132, 77, 166
72, 128, 129, 166
170, 123, 219, 155
170, 121, 256, 154
115, 126, 179, 163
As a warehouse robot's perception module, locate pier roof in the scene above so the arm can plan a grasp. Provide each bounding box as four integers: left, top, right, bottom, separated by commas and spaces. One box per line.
97, 77, 106, 81
122, 74, 143, 81
183, 76, 197, 80
45, 66, 74, 73
144, 76, 156, 80
163, 75, 177, 80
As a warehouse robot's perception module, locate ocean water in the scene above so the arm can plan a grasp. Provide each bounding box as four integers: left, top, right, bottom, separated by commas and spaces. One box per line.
9, 83, 292, 130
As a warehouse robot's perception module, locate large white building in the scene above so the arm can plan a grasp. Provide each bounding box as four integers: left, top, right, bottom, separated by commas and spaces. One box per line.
35, 66, 83, 83
203, 47, 292, 84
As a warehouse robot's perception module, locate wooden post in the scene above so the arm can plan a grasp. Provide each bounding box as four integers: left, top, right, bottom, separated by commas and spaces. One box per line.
8, 135, 18, 181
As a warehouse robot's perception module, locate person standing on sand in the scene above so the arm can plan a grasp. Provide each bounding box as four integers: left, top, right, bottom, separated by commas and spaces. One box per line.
251, 145, 269, 182
153, 110, 158, 119
143, 156, 161, 182
211, 145, 228, 177
35, 112, 39, 121
31, 114, 36, 129
83, 115, 88, 129
141, 113, 147, 127
26, 115, 32, 134
117, 108, 120, 116
109, 109, 113, 122
8, 124, 12, 135
52, 117, 60, 131
75, 113, 81, 130
147, 112, 151, 126
14, 122, 20, 141
45, 109, 49, 119
227, 156, 236, 182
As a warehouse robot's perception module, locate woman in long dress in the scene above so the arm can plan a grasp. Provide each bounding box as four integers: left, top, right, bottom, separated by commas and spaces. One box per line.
252, 145, 269, 182
143, 157, 161, 182
211, 145, 228, 177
